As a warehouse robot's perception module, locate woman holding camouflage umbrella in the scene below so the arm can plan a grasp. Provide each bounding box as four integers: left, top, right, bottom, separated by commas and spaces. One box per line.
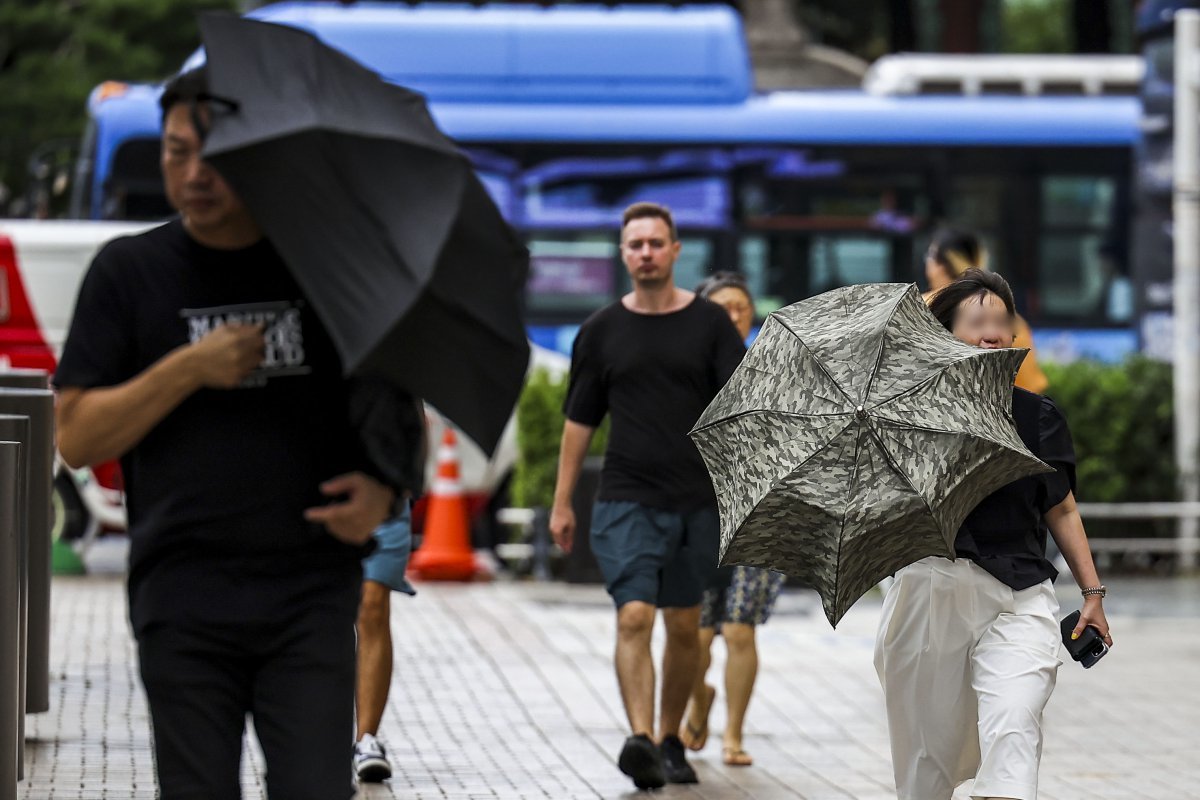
874, 269, 1112, 800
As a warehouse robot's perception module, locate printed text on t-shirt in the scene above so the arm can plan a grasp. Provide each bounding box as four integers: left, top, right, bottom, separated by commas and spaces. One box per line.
180, 300, 311, 387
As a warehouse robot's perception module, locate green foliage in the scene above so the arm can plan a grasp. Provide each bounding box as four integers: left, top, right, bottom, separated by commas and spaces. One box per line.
515, 356, 1177, 526
1002, 0, 1071, 53
512, 368, 607, 509
1042, 357, 1176, 504
0, 0, 239, 214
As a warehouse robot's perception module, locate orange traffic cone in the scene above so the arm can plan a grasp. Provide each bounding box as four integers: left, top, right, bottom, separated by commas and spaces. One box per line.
409, 428, 479, 581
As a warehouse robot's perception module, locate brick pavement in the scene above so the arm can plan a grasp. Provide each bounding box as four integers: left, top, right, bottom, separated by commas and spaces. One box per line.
19, 570, 1200, 799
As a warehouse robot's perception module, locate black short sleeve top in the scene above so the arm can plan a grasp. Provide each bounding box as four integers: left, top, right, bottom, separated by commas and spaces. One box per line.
953, 388, 1077, 589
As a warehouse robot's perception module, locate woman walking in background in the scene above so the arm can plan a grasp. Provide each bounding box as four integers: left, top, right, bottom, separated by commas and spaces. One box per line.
924, 228, 1049, 394
681, 272, 786, 767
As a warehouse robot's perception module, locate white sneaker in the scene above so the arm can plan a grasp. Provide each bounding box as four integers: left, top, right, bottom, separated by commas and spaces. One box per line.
354, 733, 392, 783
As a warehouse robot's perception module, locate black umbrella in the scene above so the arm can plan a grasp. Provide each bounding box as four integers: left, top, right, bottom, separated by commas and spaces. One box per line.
196, 13, 530, 456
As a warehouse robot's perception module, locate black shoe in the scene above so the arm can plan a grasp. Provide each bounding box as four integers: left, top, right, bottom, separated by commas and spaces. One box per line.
659, 735, 698, 784
618, 734, 666, 790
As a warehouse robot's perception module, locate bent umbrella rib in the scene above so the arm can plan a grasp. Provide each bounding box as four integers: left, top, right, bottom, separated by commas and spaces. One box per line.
860, 288, 909, 408
767, 313, 857, 408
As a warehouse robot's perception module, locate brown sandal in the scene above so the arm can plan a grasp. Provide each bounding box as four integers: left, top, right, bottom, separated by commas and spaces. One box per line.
722, 746, 753, 767
679, 684, 716, 751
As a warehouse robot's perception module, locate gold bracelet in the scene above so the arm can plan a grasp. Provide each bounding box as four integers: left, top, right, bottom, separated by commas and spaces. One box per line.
1081, 585, 1107, 598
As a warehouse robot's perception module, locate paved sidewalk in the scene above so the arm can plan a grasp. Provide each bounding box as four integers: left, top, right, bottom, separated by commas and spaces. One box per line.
20, 570, 1200, 799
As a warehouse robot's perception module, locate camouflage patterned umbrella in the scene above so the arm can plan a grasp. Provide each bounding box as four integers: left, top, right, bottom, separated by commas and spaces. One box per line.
689, 283, 1052, 627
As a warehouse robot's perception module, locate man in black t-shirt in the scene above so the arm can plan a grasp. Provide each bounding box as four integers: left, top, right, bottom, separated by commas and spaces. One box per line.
53, 69, 396, 800
550, 202, 745, 790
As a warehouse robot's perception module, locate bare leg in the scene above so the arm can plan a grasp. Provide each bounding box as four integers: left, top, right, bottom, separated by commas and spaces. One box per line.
615, 601, 657, 736
681, 627, 716, 750
355, 581, 392, 740
658, 606, 701, 741
722, 622, 757, 765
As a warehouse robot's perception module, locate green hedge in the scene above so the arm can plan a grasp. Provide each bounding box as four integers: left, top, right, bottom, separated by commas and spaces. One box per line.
513, 358, 1178, 512
1042, 356, 1175, 503
512, 368, 608, 509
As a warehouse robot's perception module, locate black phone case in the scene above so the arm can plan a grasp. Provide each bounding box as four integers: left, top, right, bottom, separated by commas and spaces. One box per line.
1060, 610, 1107, 667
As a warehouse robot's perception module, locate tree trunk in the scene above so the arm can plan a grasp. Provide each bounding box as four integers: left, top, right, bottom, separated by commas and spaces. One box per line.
939, 0, 982, 52
890, 0, 917, 52
1073, 0, 1113, 53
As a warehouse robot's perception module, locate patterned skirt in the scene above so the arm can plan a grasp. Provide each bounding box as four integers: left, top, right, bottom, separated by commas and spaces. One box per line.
699, 565, 786, 630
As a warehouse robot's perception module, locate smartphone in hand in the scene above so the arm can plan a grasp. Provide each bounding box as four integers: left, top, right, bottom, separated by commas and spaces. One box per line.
1060, 610, 1108, 669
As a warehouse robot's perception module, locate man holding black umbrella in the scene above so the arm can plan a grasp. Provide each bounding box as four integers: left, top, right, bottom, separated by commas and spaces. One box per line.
53, 68, 398, 800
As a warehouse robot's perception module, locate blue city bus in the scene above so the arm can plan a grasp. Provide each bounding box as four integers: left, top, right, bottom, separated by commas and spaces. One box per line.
70, 2, 1142, 361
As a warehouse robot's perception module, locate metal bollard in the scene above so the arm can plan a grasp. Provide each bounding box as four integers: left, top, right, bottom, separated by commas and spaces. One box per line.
0, 370, 48, 391
0, 388, 54, 714
0, 418, 29, 781
1, 441, 22, 798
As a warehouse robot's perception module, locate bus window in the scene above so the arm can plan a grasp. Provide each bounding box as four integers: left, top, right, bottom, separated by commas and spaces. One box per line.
739, 150, 928, 234
526, 234, 617, 319
947, 175, 1005, 228
516, 150, 731, 230
947, 175, 1008, 287
736, 236, 782, 315
735, 149, 926, 298
1038, 232, 1128, 320
1038, 175, 1125, 321
809, 237, 892, 295
1044, 176, 1116, 227
738, 230, 913, 308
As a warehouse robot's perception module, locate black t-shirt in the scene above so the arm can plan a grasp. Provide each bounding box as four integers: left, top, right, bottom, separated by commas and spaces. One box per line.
54, 220, 374, 633
564, 296, 745, 512
954, 388, 1077, 590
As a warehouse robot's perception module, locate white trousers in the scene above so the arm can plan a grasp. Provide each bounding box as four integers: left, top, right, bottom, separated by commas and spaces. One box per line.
874, 557, 1062, 800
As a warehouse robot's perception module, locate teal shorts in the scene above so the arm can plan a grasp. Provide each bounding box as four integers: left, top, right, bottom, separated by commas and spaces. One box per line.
363, 502, 416, 596
589, 501, 720, 609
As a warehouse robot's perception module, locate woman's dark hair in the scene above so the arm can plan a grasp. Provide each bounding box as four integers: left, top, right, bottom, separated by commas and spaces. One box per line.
927, 268, 1016, 332
929, 227, 987, 277
695, 270, 753, 304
